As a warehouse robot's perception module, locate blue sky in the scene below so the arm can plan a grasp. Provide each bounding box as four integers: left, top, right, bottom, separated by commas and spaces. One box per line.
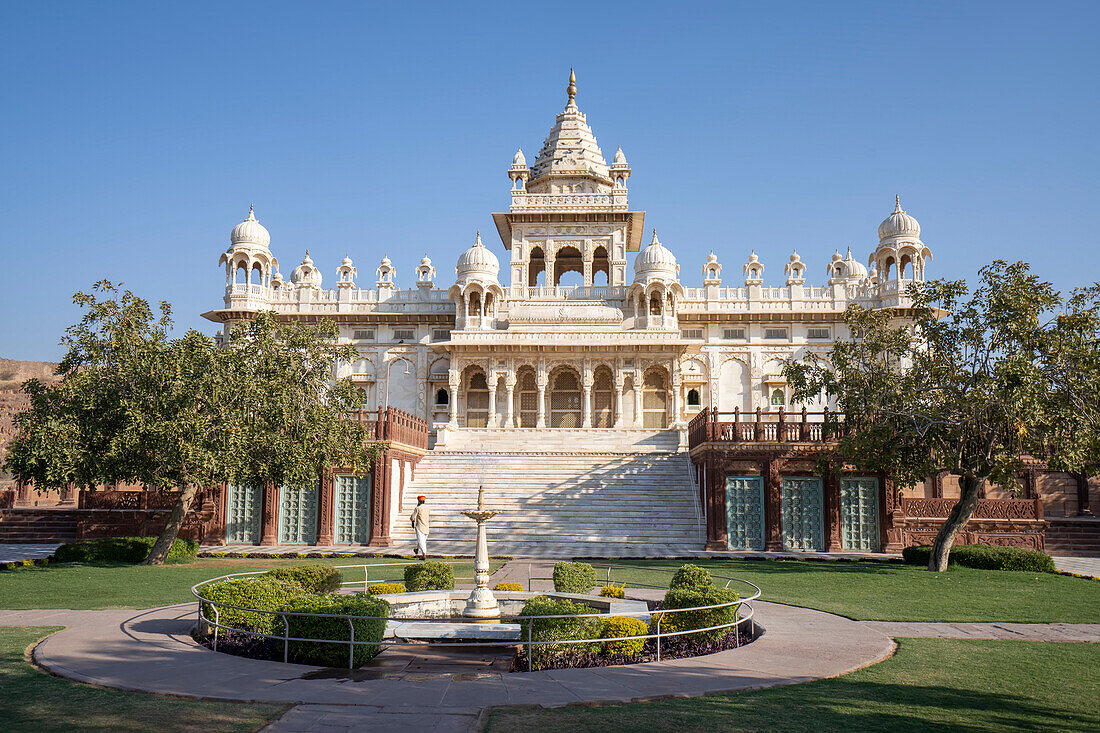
1, 1, 1097, 361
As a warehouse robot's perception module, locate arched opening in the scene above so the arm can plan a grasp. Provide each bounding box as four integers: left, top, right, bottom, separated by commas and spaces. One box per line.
549, 368, 582, 428
515, 177, 524, 190
386, 359, 417, 413
642, 369, 669, 428
484, 292, 494, 322
465, 370, 489, 427
251, 262, 263, 287
435, 388, 449, 407
468, 291, 482, 317
528, 247, 545, 287
235, 263, 247, 285
592, 366, 614, 428
649, 294, 663, 315
771, 388, 785, 406
516, 367, 538, 428
592, 246, 610, 286
884, 257, 896, 281
687, 388, 701, 407
554, 246, 583, 286
900, 254, 913, 279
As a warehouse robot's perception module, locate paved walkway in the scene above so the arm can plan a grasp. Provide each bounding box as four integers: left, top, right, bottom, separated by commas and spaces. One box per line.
1053, 556, 1100, 578
860, 621, 1100, 642
0, 543, 60, 562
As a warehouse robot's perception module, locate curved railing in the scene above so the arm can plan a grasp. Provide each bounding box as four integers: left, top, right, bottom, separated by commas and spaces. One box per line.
191, 561, 762, 671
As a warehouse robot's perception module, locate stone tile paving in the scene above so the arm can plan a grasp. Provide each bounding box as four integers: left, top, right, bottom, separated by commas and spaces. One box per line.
1053, 556, 1100, 578
0, 543, 60, 562
860, 621, 1100, 642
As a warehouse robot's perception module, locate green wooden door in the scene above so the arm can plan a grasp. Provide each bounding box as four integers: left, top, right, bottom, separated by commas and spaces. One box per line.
781, 477, 824, 551
840, 477, 880, 551
725, 477, 764, 550
226, 484, 262, 544
334, 473, 371, 545
278, 485, 317, 545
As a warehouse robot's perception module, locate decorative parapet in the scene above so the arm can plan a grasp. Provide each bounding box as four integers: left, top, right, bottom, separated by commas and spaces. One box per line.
509, 191, 630, 212
900, 497, 1043, 520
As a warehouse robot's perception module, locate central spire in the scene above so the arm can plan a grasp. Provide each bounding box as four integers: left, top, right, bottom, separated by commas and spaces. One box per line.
566, 68, 577, 107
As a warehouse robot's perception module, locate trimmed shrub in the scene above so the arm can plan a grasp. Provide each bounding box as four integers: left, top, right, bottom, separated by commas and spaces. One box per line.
669, 564, 712, 591
404, 561, 455, 591
281, 593, 390, 667
659, 586, 740, 642
367, 582, 406, 595
902, 544, 1055, 573
599, 616, 648, 657
599, 583, 625, 599
518, 595, 602, 670
54, 536, 199, 564
199, 577, 305, 635
493, 582, 524, 592
552, 561, 597, 593
265, 565, 343, 594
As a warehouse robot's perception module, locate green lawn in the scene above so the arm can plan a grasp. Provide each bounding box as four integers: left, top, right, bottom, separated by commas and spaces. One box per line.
0, 626, 282, 732
488, 638, 1100, 733
0, 557, 490, 610
593, 558, 1100, 623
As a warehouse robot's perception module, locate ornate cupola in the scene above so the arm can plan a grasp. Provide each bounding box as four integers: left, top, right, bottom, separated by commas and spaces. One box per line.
633, 230, 680, 284
630, 231, 683, 330
702, 251, 722, 285
336, 255, 357, 289
219, 205, 277, 302
509, 148, 529, 190
455, 231, 500, 285
871, 195, 932, 282
611, 146, 630, 188
290, 250, 322, 289
743, 251, 764, 285
784, 250, 805, 285
415, 254, 436, 289
451, 231, 504, 331
376, 254, 396, 289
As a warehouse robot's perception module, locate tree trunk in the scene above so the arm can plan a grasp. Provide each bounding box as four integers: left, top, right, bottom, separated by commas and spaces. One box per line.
928, 475, 983, 572
142, 484, 199, 565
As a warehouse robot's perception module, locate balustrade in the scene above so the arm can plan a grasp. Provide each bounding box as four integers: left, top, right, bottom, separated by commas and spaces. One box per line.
688, 406, 845, 449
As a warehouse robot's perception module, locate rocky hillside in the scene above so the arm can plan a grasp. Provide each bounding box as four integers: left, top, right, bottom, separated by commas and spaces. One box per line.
0, 359, 59, 391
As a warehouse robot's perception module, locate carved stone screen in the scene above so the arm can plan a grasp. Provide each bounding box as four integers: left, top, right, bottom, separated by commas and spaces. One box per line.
465, 372, 489, 428
550, 370, 582, 428
517, 370, 538, 427
725, 476, 764, 550
642, 370, 668, 428
278, 484, 318, 545
226, 484, 262, 544
840, 477, 880, 551
334, 473, 371, 545
780, 477, 824, 551
592, 367, 614, 428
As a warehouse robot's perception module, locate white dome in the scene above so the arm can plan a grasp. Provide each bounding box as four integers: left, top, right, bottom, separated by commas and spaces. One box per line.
841, 247, 868, 278
512, 148, 527, 167
456, 231, 500, 281
706, 251, 719, 264
612, 147, 628, 167
879, 196, 921, 241
419, 254, 433, 267
230, 206, 270, 247
341, 254, 354, 267
634, 231, 679, 281
290, 251, 322, 288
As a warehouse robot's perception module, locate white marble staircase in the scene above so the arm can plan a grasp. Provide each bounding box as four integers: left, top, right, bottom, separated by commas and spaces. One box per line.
390, 429, 705, 557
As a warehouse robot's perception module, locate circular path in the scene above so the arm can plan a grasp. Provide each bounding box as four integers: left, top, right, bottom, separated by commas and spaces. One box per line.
24, 600, 894, 731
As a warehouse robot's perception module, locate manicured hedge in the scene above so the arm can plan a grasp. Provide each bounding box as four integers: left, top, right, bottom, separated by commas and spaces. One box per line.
493, 582, 524, 592
552, 561, 596, 593
599, 616, 647, 657
367, 582, 406, 595
518, 595, 602, 669
403, 561, 455, 591
902, 544, 1056, 572
660, 586, 740, 642
282, 593, 390, 667
669, 564, 713, 591
599, 584, 625, 599
54, 536, 199, 564
265, 565, 343, 594
199, 577, 305, 635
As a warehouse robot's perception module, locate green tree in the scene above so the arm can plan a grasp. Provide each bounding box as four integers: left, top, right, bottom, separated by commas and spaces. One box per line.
784, 262, 1099, 571
4, 282, 383, 564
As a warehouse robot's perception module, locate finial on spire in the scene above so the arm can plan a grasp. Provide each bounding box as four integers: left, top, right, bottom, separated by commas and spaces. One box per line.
567, 68, 577, 104
304, 249, 309, 257
474, 230, 483, 246
247, 203, 255, 220
894, 194, 903, 213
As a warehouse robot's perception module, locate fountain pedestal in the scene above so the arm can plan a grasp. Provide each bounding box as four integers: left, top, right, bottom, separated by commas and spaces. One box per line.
461, 487, 501, 622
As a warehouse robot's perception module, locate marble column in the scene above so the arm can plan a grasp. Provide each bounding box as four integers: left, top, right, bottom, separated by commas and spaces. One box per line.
671, 371, 683, 427
487, 372, 499, 428
447, 368, 460, 426
536, 376, 548, 429
632, 371, 643, 427
582, 374, 593, 428
504, 372, 516, 428
613, 372, 625, 428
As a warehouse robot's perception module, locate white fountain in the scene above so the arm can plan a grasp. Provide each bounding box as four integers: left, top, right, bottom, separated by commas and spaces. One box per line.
461, 486, 501, 621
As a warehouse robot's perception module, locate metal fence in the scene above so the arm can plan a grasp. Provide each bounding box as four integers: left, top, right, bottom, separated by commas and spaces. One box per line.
192, 561, 762, 671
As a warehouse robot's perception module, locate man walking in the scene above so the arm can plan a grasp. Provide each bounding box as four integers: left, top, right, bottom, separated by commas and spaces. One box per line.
410, 495, 430, 560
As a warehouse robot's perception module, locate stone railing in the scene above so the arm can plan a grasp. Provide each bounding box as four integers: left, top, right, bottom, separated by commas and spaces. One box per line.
509, 191, 630, 211
688, 406, 845, 449
900, 497, 1043, 520
353, 406, 430, 451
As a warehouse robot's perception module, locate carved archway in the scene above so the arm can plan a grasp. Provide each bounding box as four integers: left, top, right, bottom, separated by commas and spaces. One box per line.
592, 365, 614, 428
548, 367, 582, 428
642, 367, 669, 429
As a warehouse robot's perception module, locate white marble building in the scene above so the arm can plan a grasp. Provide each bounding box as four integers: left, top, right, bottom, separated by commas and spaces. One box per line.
203, 71, 932, 446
